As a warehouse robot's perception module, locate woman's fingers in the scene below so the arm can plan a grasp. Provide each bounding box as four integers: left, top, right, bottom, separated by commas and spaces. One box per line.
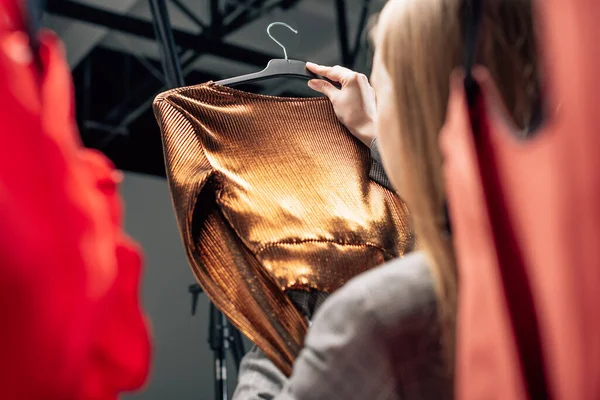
306, 62, 354, 83
306, 62, 335, 79
308, 79, 338, 99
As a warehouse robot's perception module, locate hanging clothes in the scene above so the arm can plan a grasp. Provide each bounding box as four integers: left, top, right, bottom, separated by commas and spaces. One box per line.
0, 1, 150, 398
153, 82, 413, 375
441, 0, 600, 398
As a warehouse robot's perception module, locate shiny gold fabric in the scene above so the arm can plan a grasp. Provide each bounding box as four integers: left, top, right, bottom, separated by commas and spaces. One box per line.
153, 82, 413, 375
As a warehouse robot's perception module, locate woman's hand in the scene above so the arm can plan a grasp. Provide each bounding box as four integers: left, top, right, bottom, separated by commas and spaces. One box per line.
306, 62, 376, 147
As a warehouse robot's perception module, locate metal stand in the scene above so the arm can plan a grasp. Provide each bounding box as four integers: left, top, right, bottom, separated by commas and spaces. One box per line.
189, 284, 245, 400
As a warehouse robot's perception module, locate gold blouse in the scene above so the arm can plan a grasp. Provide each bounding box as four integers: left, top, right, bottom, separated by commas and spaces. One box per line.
153, 82, 413, 375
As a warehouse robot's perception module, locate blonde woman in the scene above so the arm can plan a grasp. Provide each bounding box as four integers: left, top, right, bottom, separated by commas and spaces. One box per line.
233, 0, 538, 398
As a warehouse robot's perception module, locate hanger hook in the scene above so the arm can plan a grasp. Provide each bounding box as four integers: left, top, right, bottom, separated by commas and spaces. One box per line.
267, 22, 298, 61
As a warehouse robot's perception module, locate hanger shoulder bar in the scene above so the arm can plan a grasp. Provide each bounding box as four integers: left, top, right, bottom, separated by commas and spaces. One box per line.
216, 59, 318, 87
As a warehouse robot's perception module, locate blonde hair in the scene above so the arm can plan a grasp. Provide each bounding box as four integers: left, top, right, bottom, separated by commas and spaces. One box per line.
377, 0, 538, 367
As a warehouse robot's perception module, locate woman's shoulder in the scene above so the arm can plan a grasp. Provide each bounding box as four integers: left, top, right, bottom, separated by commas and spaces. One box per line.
331, 251, 436, 319
313, 251, 437, 339
299, 252, 447, 399
362, 252, 437, 329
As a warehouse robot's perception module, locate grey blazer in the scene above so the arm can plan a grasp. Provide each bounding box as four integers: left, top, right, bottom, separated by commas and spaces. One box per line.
275, 252, 451, 400
233, 253, 451, 400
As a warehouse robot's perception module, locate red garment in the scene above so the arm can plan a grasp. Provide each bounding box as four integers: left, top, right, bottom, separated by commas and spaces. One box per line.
0, 2, 150, 399
441, 0, 600, 399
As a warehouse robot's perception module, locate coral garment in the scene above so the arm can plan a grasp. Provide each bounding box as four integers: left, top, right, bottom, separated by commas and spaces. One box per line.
153, 83, 412, 375
0, 2, 150, 399
441, 0, 600, 399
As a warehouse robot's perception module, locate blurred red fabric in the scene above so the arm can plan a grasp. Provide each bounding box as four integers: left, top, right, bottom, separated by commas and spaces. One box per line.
0, 1, 151, 398
441, 0, 600, 399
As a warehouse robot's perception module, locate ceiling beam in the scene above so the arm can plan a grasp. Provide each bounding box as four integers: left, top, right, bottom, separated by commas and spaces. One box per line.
44, 0, 140, 67
45, 0, 275, 67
